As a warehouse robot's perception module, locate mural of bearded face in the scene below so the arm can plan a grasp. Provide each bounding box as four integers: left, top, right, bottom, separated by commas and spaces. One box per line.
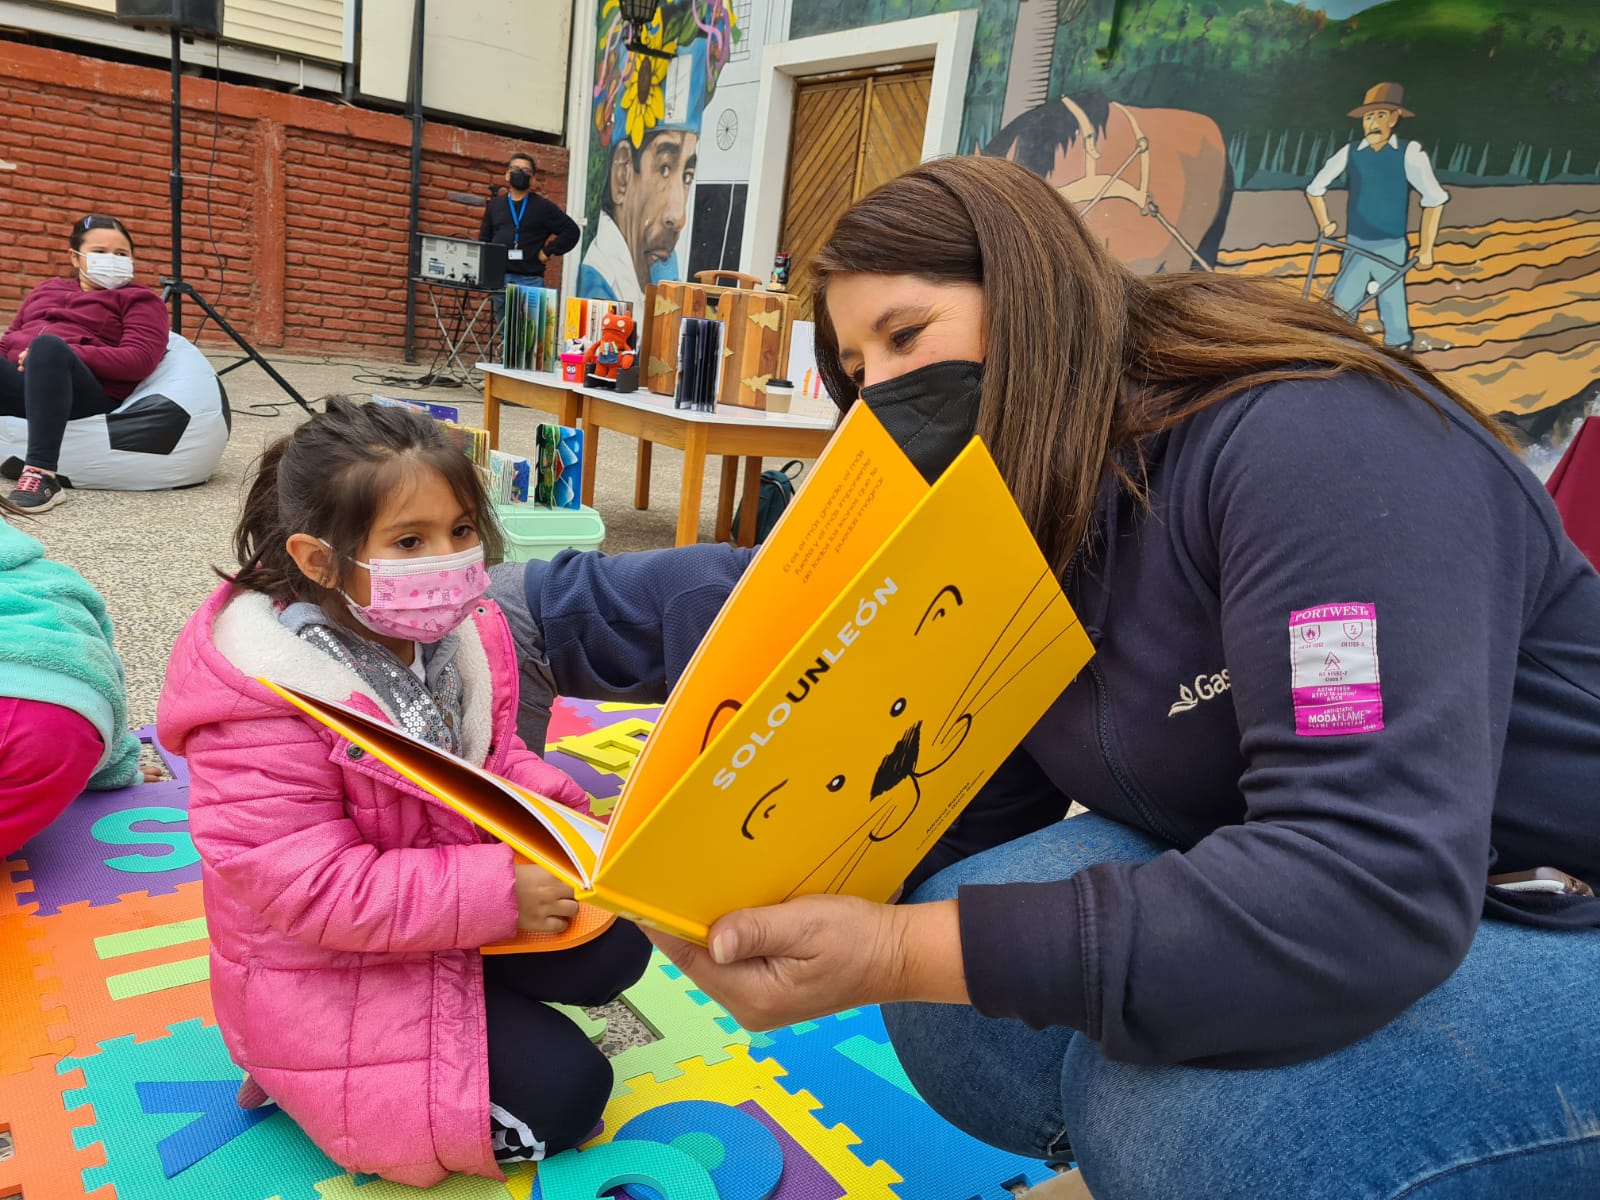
608, 129, 700, 294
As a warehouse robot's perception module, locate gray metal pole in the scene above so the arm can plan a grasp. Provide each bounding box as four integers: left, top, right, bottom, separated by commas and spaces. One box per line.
403, 0, 426, 363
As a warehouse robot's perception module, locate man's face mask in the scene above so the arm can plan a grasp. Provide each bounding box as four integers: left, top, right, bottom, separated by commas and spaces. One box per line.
508, 168, 533, 191
859, 360, 984, 483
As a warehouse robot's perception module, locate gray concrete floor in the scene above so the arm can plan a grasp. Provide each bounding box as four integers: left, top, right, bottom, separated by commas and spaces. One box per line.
20, 352, 747, 729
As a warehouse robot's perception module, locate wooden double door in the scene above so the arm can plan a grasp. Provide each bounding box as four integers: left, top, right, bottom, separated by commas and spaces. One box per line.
779, 64, 933, 321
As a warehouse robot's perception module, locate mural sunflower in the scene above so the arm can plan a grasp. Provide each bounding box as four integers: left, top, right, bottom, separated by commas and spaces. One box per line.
620, 19, 677, 147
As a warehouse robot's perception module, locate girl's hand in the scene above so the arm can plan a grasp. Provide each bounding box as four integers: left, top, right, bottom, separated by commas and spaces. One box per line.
140, 764, 164, 783
514, 863, 579, 932
647, 895, 968, 1031
16, 349, 26, 370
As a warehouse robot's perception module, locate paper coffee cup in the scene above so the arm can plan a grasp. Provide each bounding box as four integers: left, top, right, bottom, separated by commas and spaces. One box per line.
765, 377, 794, 413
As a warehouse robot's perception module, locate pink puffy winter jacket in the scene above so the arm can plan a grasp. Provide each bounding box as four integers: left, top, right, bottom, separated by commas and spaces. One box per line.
157, 582, 592, 1187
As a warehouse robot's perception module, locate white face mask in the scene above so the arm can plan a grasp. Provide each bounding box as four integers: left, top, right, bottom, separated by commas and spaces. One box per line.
79, 252, 135, 290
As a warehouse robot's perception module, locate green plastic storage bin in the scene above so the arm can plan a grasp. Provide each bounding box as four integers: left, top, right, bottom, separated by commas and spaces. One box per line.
496, 503, 606, 562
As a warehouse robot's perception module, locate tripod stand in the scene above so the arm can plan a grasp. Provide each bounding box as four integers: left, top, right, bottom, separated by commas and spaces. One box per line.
160, 28, 313, 414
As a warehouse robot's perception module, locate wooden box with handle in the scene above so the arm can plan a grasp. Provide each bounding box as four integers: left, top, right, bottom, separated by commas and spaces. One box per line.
644, 270, 795, 409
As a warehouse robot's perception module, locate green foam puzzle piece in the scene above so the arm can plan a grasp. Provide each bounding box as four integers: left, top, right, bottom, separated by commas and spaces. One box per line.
550, 1004, 607, 1044
61, 1019, 340, 1200
609, 953, 748, 1095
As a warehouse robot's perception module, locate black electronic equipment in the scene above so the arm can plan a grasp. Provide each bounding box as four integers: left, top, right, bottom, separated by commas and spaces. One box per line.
113, 0, 222, 35
415, 235, 507, 292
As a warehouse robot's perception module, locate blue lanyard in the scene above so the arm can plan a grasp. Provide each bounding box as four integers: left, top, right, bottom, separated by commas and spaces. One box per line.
508, 194, 529, 247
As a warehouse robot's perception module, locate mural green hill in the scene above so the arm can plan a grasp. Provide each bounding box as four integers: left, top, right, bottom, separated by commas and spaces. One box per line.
795, 0, 1600, 187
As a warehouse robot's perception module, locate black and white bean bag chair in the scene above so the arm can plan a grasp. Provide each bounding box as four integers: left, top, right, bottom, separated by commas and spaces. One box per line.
0, 332, 229, 490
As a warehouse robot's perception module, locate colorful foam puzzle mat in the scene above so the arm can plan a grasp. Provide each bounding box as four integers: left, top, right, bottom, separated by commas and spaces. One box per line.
1, 705, 1055, 1199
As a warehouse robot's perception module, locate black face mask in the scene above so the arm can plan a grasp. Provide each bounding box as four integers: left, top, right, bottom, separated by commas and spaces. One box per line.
859, 360, 983, 483
508, 169, 533, 191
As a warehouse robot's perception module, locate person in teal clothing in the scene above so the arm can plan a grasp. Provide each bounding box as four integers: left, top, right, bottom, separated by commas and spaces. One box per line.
0, 498, 156, 854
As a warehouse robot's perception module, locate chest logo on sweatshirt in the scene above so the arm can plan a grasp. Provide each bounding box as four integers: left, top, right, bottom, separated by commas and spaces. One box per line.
1167, 669, 1231, 716
1289, 602, 1384, 736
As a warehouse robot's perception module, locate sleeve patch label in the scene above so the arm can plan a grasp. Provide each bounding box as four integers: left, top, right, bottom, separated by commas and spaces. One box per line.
1289, 602, 1384, 736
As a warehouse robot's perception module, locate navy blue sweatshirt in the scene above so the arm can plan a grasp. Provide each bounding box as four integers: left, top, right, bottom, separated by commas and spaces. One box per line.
479, 192, 580, 278
513, 373, 1600, 1068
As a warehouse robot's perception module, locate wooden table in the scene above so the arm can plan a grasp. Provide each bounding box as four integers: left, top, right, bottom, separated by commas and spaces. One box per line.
478, 364, 583, 450
572, 386, 836, 547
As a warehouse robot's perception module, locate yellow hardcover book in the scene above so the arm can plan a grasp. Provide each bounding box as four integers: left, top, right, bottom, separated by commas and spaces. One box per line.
262, 404, 1094, 944
563, 296, 586, 344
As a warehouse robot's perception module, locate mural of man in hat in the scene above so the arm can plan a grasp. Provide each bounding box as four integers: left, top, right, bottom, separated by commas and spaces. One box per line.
1305, 82, 1449, 351
578, 37, 711, 310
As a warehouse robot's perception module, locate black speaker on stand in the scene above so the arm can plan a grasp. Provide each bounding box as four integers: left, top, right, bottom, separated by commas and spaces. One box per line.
113, 0, 312, 413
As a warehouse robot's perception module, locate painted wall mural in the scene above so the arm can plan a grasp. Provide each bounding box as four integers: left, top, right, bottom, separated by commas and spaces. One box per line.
578, 0, 742, 310
581, 0, 1600, 457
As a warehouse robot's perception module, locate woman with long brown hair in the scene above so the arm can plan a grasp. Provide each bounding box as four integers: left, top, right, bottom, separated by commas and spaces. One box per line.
499, 155, 1600, 1196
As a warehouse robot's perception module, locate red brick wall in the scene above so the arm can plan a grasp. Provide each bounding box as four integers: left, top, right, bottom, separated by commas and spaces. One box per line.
0, 40, 570, 362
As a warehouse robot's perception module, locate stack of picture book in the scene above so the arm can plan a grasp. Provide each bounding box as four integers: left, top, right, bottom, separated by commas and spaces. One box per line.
533, 423, 583, 509
487, 448, 532, 505
264, 404, 1095, 950
563, 296, 630, 345
502, 283, 561, 373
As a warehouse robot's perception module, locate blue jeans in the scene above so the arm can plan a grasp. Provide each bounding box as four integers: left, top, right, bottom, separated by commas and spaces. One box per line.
883, 813, 1600, 1198
1328, 234, 1413, 347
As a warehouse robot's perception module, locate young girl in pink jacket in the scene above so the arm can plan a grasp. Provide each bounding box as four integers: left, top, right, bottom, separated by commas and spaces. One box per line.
157, 398, 649, 1187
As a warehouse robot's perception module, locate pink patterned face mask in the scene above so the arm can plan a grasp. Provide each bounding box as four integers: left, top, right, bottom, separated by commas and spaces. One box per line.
338, 544, 488, 643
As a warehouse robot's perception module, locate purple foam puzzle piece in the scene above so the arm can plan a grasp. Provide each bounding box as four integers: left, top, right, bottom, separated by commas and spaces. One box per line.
540, 756, 628, 805
6, 727, 200, 915
741, 1102, 847, 1200
556, 697, 659, 729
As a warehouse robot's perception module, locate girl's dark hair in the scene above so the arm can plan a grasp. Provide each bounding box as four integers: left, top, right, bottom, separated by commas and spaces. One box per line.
71, 214, 135, 254
225, 397, 503, 617
811, 155, 1515, 577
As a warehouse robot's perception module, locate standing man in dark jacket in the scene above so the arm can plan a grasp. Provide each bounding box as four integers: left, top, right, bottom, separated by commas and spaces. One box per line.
480, 152, 580, 293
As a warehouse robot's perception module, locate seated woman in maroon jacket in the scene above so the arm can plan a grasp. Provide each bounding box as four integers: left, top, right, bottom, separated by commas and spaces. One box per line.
0, 214, 170, 512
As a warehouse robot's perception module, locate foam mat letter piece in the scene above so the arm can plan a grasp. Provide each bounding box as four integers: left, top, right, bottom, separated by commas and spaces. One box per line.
550, 720, 654, 778
536, 1140, 717, 1200
135, 1080, 278, 1177
10, 791, 200, 917
612, 1100, 783, 1200
748, 1007, 1054, 1200
608, 954, 749, 1093
60, 1020, 340, 1200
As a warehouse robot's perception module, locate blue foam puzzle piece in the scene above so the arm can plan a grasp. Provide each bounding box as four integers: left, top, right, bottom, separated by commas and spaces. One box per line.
748, 1006, 1054, 1200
